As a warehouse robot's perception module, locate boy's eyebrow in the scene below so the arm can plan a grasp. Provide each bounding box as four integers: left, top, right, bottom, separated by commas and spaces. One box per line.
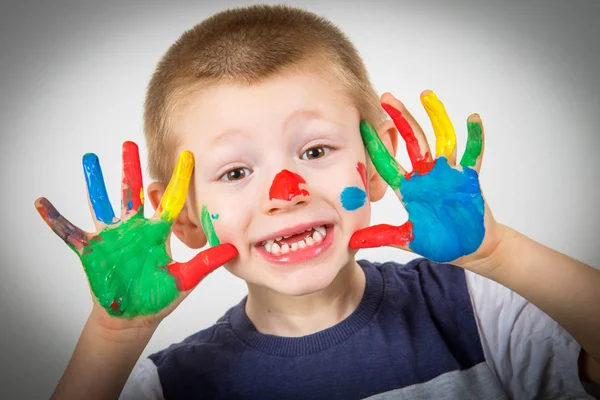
209, 108, 345, 148
208, 129, 253, 148
283, 108, 345, 129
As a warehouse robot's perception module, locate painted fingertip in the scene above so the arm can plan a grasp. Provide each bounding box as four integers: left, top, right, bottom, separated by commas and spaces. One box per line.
159, 151, 195, 222
381, 102, 403, 120
82, 152, 116, 224
420, 89, 435, 101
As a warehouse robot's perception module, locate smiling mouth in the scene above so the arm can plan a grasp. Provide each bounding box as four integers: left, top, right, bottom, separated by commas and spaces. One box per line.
255, 224, 335, 264
260, 224, 328, 255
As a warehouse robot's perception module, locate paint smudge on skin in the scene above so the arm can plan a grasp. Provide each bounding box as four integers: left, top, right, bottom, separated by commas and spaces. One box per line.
269, 170, 310, 201
340, 186, 367, 211
35, 145, 238, 318
201, 205, 220, 246
460, 119, 483, 167
359, 121, 403, 190
355, 91, 485, 262
35, 197, 90, 253
356, 162, 368, 192
158, 151, 194, 222
83, 153, 116, 224
121, 141, 144, 214
211, 214, 219, 220
168, 244, 238, 291
400, 157, 484, 262
381, 103, 434, 179
420, 91, 456, 159
350, 221, 414, 249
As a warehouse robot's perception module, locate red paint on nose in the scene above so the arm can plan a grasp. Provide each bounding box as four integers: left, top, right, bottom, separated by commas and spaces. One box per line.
269, 170, 310, 201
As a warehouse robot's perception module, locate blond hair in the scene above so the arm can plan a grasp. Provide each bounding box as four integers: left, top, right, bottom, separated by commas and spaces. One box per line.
144, 4, 385, 183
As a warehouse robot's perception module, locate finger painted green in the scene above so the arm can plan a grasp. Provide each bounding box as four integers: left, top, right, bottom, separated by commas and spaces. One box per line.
81, 214, 179, 318
359, 120, 403, 190
460, 120, 483, 168
201, 204, 220, 246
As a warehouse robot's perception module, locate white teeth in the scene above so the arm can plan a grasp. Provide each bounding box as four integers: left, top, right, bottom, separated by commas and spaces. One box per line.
264, 240, 273, 253
312, 230, 323, 243
262, 225, 330, 254
271, 243, 281, 255
315, 226, 326, 237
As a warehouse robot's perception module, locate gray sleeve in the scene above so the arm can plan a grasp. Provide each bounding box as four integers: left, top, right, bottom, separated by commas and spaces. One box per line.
119, 358, 164, 400
464, 270, 594, 399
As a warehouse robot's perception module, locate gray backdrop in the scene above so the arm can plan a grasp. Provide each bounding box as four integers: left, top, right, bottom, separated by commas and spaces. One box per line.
1, 0, 598, 398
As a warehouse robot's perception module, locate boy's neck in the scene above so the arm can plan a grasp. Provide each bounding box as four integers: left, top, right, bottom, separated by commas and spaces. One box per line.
245, 261, 366, 337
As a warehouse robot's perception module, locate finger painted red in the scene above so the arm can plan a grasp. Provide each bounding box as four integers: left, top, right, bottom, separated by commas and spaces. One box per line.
349, 222, 414, 250
122, 141, 144, 215
381, 103, 434, 178
168, 244, 238, 291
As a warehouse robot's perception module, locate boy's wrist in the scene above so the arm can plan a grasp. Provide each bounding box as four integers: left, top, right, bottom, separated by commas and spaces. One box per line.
88, 304, 160, 345
458, 223, 516, 278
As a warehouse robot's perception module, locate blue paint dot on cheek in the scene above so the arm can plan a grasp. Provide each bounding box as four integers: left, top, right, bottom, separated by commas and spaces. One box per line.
340, 187, 367, 211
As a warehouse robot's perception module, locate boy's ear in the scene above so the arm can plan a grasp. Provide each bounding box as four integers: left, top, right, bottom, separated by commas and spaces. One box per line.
147, 182, 208, 249
367, 119, 399, 202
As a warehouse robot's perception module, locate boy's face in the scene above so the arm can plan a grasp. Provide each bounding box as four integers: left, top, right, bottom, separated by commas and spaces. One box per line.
176, 71, 376, 296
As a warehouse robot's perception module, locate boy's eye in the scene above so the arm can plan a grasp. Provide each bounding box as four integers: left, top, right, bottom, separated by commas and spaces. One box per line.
220, 167, 251, 182
301, 146, 331, 160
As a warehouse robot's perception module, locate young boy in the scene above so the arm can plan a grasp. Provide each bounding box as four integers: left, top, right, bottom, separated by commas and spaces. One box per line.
36, 4, 600, 399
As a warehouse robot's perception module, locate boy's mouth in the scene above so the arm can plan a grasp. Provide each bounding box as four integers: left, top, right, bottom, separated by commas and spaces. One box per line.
255, 223, 335, 264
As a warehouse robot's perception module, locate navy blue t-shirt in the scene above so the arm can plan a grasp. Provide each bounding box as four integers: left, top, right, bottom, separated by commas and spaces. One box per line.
147, 259, 501, 399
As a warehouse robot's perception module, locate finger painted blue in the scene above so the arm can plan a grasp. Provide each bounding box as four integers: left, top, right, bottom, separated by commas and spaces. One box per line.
83, 153, 116, 224
340, 186, 367, 211
400, 157, 484, 262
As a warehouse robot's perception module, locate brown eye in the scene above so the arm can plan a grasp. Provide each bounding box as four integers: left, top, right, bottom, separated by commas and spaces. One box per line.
221, 167, 250, 181
302, 146, 331, 160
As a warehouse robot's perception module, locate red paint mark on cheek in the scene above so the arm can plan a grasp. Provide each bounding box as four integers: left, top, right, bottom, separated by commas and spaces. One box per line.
269, 170, 310, 201
357, 162, 368, 193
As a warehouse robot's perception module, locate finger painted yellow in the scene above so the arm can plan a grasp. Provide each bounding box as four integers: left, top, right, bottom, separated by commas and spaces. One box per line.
158, 151, 194, 222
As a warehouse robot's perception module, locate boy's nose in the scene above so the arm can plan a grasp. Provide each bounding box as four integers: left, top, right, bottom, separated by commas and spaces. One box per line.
262, 169, 311, 215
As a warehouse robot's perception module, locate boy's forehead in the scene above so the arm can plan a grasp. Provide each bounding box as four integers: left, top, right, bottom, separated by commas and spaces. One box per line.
177, 71, 356, 145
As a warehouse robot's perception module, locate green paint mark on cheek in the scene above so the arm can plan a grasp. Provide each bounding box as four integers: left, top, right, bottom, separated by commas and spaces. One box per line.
201, 204, 220, 246
80, 214, 179, 318
360, 120, 404, 190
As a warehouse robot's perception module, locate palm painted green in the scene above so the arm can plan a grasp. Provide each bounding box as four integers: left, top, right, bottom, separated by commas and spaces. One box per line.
83, 214, 178, 318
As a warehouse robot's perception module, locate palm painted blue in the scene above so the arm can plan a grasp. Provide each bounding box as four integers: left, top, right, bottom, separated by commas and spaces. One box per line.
82, 153, 116, 224
400, 157, 484, 262
340, 186, 367, 211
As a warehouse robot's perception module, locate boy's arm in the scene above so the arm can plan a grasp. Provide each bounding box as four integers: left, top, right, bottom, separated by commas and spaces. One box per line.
51, 306, 156, 400
37, 142, 239, 399
466, 225, 600, 382
350, 91, 600, 384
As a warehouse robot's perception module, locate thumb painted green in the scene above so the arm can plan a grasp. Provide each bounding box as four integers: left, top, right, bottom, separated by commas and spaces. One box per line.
201, 204, 220, 246
359, 120, 403, 190
460, 120, 483, 167
81, 214, 179, 318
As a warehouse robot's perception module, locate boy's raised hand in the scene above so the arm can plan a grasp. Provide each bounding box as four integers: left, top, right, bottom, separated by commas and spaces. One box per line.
351, 91, 501, 265
35, 142, 238, 324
